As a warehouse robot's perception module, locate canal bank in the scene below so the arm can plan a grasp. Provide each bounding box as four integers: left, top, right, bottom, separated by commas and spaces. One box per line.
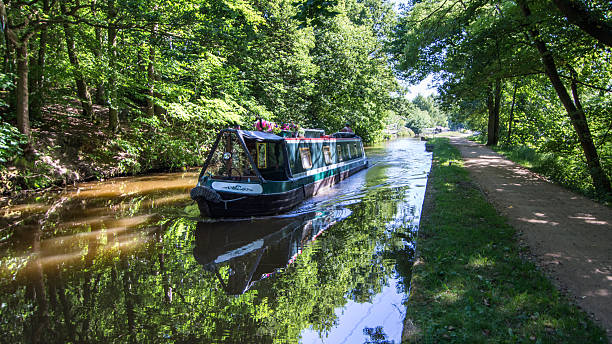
403, 138, 607, 343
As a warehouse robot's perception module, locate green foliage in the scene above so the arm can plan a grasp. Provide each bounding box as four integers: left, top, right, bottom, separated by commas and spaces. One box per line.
398, 126, 415, 137
406, 138, 608, 342
305, 1, 399, 143
404, 108, 432, 134
387, 94, 448, 135
0, 0, 404, 193
0, 73, 14, 108
0, 122, 27, 165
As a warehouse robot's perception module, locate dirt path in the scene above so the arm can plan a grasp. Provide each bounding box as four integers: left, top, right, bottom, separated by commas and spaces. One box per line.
449, 137, 612, 338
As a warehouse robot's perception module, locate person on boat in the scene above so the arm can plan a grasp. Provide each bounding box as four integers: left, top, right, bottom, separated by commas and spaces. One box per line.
340, 122, 353, 133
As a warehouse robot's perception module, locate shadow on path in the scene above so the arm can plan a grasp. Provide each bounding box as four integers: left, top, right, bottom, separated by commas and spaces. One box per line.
450, 138, 612, 338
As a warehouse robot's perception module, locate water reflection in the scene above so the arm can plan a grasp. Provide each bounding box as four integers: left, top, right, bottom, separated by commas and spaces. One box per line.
194, 209, 351, 295
0, 139, 431, 343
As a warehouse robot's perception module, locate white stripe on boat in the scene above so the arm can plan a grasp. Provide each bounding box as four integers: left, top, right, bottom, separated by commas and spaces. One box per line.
292, 157, 368, 178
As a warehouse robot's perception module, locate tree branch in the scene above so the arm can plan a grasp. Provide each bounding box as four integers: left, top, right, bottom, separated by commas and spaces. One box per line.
552, 0, 612, 48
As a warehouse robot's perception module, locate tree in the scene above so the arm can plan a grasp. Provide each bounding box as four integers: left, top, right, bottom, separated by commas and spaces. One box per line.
393, 0, 517, 145
60, 1, 94, 120
393, 0, 611, 194
306, 0, 398, 142
0, 0, 49, 140
517, 0, 611, 193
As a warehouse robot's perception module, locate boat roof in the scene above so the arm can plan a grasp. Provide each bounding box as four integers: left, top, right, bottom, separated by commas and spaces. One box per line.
227, 128, 361, 142
234, 129, 284, 142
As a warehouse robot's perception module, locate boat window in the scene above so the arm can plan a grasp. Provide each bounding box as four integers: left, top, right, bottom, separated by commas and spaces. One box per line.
300, 147, 313, 169
323, 146, 332, 165
345, 143, 351, 160
289, 148, 301, 174
257, 143, 267, 169
204, 132, 257, 180
351, 142, 358, 158
248, 141, 287, 180
336, 145, 343, 162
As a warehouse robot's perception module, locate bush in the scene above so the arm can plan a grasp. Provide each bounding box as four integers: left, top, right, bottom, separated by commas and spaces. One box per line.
398, 127, 415, 137
0, 122, 27, 166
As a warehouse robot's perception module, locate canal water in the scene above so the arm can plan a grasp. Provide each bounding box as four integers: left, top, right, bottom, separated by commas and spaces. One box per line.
0, 138, 431, 343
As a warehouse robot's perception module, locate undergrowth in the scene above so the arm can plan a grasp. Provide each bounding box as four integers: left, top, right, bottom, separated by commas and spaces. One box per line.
405, 137, 607, 343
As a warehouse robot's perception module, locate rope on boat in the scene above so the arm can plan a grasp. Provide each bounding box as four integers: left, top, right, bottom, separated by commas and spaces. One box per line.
190, 186, 223, 203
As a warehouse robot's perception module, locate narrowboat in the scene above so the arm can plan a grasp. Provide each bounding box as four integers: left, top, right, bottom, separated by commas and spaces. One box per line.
190, 127, 368, 218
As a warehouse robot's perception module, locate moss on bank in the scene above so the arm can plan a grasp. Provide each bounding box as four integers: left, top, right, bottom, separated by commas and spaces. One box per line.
404, 138, 606, 343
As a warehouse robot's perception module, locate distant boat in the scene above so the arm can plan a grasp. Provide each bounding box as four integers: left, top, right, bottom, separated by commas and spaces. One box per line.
190, 127, 368, 217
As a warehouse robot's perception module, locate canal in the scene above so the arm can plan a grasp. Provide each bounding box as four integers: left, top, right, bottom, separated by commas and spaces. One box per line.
0, 138, 431, 343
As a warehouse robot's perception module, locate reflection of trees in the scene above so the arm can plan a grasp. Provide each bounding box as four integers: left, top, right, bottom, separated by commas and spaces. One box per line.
251, 186, 412, 340
28, 226, 49, 344
364, 326, 393, 344
0, 184, 417, 343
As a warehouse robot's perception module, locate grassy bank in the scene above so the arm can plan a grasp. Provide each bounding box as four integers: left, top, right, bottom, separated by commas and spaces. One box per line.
404, 138, 607, 343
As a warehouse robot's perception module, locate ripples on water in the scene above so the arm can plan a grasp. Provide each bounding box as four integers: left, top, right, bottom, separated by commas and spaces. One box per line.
0, 138, 431, 343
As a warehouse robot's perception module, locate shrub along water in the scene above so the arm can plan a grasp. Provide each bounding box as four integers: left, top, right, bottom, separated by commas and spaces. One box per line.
404, 138, 607, 343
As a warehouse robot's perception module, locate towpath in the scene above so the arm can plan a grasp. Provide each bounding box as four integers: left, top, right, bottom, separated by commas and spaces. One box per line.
449, 137, 612, 338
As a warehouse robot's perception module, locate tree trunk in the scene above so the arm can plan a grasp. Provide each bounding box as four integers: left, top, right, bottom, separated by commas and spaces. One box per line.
61, 3, 94, 120
107, 0, 119, 133
146, 41, 156, 117
518, 0, 612, 194
29, 0, 50, 120
15, 41, 30, 138
92, 0, 105, 105
506, 82, 518, 143
486, 80, 501, 146
2, 28, 12, 74
94, 27, 106, 106
29, 27, 46, 120
145, 10, 158, 117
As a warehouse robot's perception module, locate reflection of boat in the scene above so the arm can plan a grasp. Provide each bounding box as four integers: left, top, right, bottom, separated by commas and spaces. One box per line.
193, 210, 350, 295
190, 128, 368, 217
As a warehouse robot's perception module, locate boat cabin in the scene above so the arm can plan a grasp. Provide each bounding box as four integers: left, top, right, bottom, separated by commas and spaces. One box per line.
191, 127, 368, 217
199, 129, 365, 183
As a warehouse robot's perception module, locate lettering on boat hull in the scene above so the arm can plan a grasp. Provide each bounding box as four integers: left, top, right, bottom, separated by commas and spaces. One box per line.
212, 182, 263, 194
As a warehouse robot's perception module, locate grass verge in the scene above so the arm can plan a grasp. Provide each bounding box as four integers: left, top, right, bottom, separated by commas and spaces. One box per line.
404, 138, 607, 343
